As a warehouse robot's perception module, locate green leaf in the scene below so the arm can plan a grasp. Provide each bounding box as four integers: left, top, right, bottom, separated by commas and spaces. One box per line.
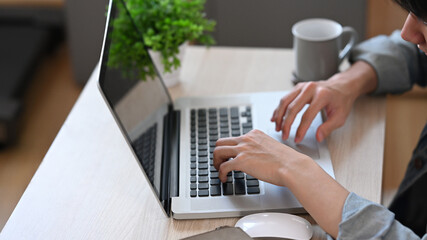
107, 0, 216, 80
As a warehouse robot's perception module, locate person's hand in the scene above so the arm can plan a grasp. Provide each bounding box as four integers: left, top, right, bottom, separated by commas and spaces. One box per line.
271, 77, 356, 143
213, 129, 312, 186
214, 129, 350, 239
271, 61, 378, 143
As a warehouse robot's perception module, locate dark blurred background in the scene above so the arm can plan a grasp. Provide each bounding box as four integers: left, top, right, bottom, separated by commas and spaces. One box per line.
0, 0, 411, 232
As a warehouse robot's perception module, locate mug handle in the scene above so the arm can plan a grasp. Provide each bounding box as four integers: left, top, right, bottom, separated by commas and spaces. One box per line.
338, 26, 358, 64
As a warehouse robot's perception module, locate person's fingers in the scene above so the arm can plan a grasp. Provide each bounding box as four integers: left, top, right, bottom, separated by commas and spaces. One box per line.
213, 146, 238, 170
218, 157, 239, 183
294, 95, 328, 143
273, 90, 301, 131
216, 137, 239, 147
316, 113, 346, 142
270, 109, 277, 122
281, 84, 316, 140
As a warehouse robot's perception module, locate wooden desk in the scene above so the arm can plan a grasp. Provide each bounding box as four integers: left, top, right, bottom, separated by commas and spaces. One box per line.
0, 46, 385, 239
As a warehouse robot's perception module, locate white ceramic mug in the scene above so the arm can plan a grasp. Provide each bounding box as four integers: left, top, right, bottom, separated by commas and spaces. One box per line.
292, 18, 358, 82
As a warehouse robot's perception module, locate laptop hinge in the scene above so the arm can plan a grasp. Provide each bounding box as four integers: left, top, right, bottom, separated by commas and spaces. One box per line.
160, 106, 180, 216
169, 110, 180, 198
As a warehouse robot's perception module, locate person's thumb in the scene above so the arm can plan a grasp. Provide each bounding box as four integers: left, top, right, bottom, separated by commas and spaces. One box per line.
316, 116, 345, 142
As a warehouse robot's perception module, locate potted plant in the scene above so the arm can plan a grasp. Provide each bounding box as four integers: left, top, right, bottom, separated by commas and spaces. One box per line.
107, 0, 216, 86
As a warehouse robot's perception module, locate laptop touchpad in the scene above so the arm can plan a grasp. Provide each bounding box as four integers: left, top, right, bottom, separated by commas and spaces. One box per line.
267, 127, 320, 160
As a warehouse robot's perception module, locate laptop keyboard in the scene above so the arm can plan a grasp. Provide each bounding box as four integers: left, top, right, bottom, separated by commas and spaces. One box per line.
189, 106, 260, 198
132, 123, 157, 185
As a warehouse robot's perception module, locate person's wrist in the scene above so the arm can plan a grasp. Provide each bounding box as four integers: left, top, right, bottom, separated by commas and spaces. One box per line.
341, 61, 377, 97
278, 155, 315, 188
327, 61, 378, 101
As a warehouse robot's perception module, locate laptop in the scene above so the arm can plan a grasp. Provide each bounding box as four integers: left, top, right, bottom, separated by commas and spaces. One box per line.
97, 0, 335, 219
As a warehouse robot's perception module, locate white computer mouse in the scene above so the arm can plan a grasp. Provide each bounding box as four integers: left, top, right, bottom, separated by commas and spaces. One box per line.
235, 212, 313, 240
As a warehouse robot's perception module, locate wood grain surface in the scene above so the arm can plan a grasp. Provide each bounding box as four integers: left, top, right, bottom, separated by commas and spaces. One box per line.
1, 46, 385, 239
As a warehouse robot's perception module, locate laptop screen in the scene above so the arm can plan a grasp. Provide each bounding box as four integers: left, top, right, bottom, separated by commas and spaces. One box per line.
98, 0, 173, 209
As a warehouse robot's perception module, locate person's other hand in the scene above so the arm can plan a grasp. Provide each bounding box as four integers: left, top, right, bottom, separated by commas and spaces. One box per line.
271, 61, 378, 143
213, 129, 311, 185
271, 76, 356, 143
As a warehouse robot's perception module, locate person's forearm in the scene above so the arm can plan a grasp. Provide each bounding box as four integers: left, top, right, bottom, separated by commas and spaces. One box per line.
279, 157, 349, 238
329, 61, 378, 99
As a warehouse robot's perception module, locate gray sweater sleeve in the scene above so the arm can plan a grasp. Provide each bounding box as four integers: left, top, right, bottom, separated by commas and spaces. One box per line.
331, 193, 427, 240
349, 30, 427, 94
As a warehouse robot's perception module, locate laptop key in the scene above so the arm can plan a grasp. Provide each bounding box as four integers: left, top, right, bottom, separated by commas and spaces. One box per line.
190, 183, 197, 190
220, 128, 229, 133
247, 186, 260, 194
220, 133, 230, 138
230, 107, 239, 118
198, 163, 208, 169
232, 130, 240, 137
198, 183, 209, 189
231, 124, 240, 130
198, 133, 207, 139
220, 117, 228, 123
210, 130, 218, 135
198, 145, 208, 151
210, 186, 221, 196
198, 157, 208, 163
210, 179, 221, 185
234, 172, 245, 179
242, 128, 252, 134
198, 151, 208, 157
210, 172, 219, 178
209, 136, 218, 141
223, 183, 234, 195
198, 176, 209, 182
190, 190, 197, 197
246, 179, 259, 187
198, 170, 208, 176
235, 179, 246, 195
198, 190, 209, 197
208, 119, 217, 124
190, 176, 196, 183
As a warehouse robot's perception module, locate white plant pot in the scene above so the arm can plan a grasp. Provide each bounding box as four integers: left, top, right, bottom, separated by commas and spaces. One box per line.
148, 42, 188, 87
